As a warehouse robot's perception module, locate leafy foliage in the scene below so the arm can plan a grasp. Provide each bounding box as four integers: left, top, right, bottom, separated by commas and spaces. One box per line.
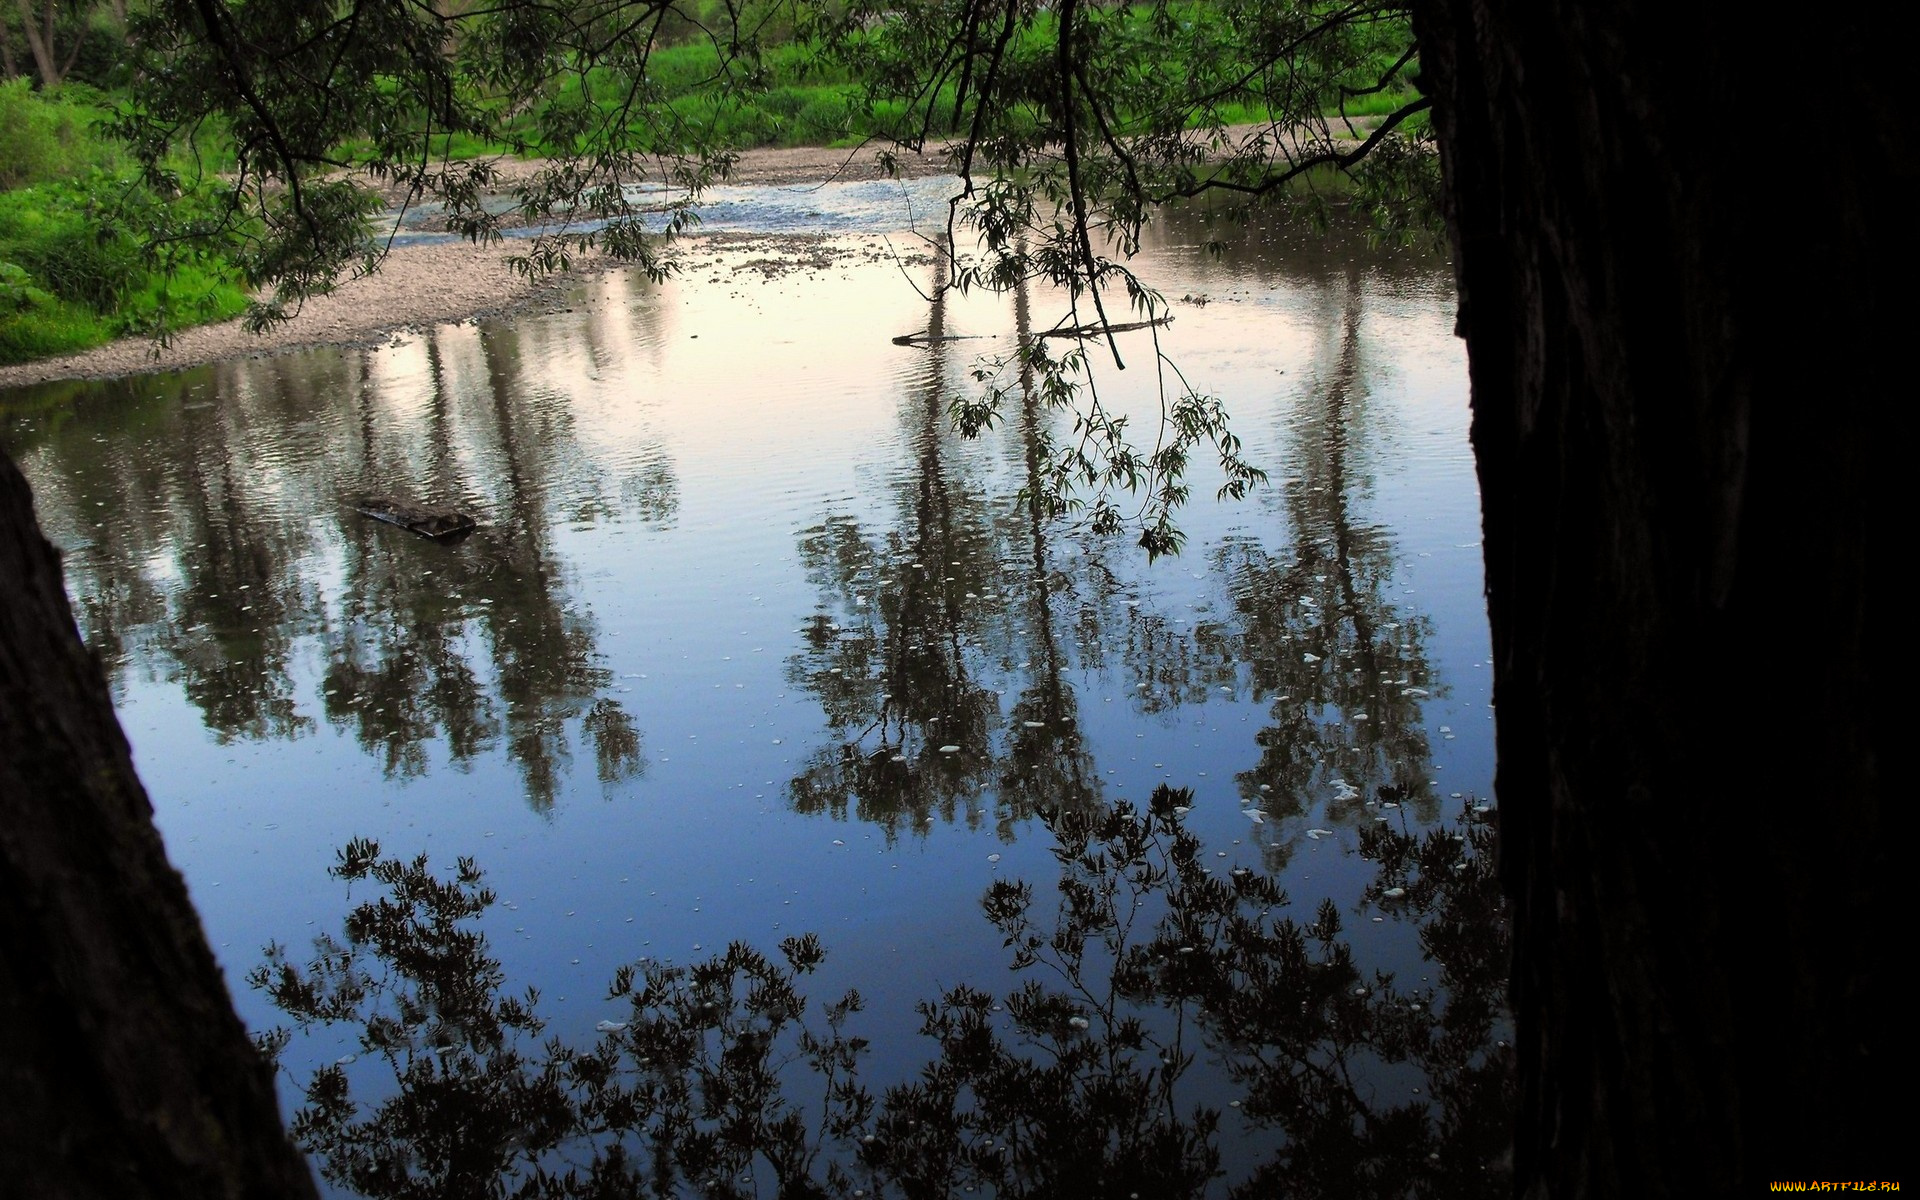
818, 0, 1433, 553
98, 0, 1439, 550
110, 0, 797, 324
0, 79, 120, 190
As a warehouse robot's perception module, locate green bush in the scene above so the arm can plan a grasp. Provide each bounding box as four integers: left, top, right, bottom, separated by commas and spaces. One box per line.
0, 79, 116, 190
793, 89, 854, 145
0, 259, 109, 361
6, 207, 144, 311
0, 174, 251, 365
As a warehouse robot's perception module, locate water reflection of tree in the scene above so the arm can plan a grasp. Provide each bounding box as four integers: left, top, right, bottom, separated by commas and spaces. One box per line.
786, 257, 1101, 838
1200, 267, 1441, 868
997, 278, 1102, 818
784, 246, 1449, 852
320, 330, 646, 807
1, 321, 666, 810
254, 791, 1510, 1198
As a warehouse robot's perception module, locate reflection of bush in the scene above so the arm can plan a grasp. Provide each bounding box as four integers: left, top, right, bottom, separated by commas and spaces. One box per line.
256, 787, 1511, 1198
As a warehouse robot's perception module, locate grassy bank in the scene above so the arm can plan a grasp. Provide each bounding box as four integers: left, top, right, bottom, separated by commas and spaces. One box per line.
378, 11, 1419, 161
0, 81, 250, 366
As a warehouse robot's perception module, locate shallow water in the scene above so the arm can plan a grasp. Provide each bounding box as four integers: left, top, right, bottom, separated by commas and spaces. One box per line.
385, 173, 969, 246
2, 188, 1503, 1193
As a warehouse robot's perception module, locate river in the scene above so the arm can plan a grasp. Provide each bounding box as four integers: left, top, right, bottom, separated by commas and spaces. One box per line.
1, 182, 1508, 1196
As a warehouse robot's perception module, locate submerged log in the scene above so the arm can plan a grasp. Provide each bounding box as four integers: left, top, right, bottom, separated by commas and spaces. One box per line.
1032, 315, 1171, 340
355, 496, 477, 541
890, 332, 985, 346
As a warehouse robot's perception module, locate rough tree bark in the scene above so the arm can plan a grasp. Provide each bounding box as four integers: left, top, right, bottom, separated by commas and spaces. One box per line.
0, 454, 316, 1198
1412, 1, 1901, 1193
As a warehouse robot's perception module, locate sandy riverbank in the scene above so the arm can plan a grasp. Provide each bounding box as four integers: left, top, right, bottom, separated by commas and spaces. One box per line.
0, 142, 953, 389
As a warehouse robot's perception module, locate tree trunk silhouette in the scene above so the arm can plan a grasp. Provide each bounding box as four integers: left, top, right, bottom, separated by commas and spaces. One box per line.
0, 454, 316, 1198
1413, 1, 1900, 1192
13, 0, 76, 87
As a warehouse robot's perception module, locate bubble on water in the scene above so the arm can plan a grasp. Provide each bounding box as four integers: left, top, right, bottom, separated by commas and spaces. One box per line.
987, 853, 1001, 863
1382, 887, 1406, 899
832, 839, 845, 846
1302, 653, 1321, 663
939, 744, 960, 753
1067, 1016, 1090, 1031
596, 1020, 628, 1033
336, 1054, 357, 1066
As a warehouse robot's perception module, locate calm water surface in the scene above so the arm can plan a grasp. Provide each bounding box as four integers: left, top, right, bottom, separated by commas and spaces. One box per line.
2, 188, 1504, 1192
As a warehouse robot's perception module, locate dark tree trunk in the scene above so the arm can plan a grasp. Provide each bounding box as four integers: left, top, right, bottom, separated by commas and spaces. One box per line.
0, 454, 316, 1199
1411, 1, 1903, 1192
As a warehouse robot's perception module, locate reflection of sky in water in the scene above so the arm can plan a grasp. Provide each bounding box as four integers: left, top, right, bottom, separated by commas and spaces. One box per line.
0, 209, 1496, 1185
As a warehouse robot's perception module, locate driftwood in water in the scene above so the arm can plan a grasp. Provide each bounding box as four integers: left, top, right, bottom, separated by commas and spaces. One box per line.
1033, 315, 1172, 340
356, 496, 477, 541
890, 315, 1169, 347
890, 332, 986, 346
